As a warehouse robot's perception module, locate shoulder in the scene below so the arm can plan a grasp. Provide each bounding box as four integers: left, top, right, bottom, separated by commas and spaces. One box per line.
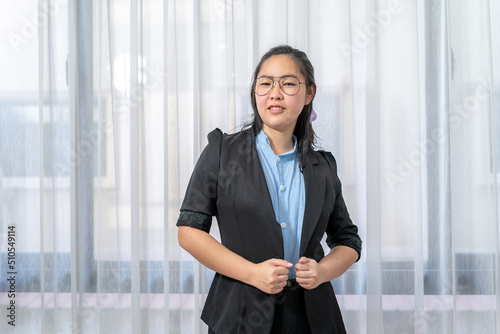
312, 149, 338, 170
204, 129, 255, 165
310, 150, 342, 189
207, 128, 255, 155
207, 128, 223, 142
207, 128, 253, 143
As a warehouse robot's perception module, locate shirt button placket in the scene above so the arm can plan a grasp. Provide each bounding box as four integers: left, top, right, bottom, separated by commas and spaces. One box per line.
276, 156, 286, 230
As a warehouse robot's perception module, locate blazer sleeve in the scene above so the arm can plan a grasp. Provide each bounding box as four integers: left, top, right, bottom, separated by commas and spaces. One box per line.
176, 128, 223, 233
322, 151, 362, 261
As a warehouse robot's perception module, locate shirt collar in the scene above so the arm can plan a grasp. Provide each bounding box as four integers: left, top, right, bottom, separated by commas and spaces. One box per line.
256, 130, 298, 158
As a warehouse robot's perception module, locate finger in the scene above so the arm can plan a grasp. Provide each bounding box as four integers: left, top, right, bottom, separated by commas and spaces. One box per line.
274, 267, 290, 276
297, 276, 317, 288
295, 261, 313, 272
273, 274, 289, 284
269, 258, 294, 268
295, 276, 305, 283
270, 279, 288, 292
277, 276, 289, 285
296, 267, 316, 278
295, 270, 308, 279
296, 277, 311, 286
270, 286, 285, 294
299, 257, 310, 264
294, 263, 308, 272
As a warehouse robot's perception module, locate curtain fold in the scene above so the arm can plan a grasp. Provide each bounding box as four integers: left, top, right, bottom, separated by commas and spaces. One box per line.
1, 0, 499, 333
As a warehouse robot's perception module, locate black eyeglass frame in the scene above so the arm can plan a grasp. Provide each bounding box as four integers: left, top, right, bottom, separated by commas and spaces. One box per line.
253, 76, 307, 96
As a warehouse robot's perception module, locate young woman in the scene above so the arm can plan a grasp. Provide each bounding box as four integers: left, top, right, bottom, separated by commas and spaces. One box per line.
177, 45, 362, 334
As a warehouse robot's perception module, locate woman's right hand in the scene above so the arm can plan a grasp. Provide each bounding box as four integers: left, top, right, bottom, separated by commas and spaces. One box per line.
250, 259, 293, 294
178, 226, 292, 294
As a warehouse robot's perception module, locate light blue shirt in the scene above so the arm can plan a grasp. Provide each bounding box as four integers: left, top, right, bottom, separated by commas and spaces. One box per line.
255, 130, 305, 278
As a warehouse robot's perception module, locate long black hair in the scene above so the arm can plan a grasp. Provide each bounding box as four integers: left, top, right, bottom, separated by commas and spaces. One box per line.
244, 44, 317, 167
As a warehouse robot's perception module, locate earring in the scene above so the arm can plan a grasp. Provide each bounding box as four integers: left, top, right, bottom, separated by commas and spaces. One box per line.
310, 109, 317, 123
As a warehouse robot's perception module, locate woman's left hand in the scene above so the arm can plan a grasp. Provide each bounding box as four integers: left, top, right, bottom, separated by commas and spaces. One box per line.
294, 257, 325, 290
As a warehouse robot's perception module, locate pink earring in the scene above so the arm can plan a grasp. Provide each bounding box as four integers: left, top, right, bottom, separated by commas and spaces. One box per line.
310, 109, 317, 123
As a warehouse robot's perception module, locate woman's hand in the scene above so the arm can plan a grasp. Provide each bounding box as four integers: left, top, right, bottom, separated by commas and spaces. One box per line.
250, 259, 293, 294
179, 227, 297, 294
295, 257, 325, 290
295, 246, 359, 290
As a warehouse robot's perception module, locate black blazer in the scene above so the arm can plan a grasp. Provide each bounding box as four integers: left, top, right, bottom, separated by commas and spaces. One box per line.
177, 129, 361, 334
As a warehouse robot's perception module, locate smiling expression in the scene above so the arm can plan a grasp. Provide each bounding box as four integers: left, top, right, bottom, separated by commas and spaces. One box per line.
255, 55, 315, 136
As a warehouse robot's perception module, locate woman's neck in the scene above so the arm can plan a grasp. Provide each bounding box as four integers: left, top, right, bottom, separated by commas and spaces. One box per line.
262, 127, 295, 155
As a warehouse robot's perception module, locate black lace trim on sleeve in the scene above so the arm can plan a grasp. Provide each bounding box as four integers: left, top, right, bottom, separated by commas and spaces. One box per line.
176, 210, 212, 233
327, 233, 362, 261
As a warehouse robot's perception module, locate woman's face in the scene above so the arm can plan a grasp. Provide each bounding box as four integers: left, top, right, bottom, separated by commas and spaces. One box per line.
255, 55, 315, 136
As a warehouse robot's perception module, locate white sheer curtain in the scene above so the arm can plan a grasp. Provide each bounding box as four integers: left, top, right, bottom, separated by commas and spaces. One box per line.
1, 0, 499, 333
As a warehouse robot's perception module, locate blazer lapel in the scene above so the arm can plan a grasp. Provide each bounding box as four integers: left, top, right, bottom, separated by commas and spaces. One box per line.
247, 132, 280, 225
240, 132, 284, 253
300, 152, 326, 257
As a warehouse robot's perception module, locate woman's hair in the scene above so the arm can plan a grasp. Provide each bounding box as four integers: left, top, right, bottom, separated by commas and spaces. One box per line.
244, 44, 317, 167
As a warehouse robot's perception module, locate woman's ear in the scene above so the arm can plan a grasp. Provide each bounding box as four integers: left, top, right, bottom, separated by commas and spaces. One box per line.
305, 84, 316, 105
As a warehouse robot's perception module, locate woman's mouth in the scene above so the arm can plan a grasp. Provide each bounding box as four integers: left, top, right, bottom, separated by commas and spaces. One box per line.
268, 106, 285, 113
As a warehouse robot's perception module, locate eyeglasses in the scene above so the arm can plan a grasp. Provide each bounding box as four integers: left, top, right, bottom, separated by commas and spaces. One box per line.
254, 76, 306, 96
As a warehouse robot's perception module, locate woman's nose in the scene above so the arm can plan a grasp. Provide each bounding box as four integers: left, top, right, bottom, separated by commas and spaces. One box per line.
269, 80, 283, 99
